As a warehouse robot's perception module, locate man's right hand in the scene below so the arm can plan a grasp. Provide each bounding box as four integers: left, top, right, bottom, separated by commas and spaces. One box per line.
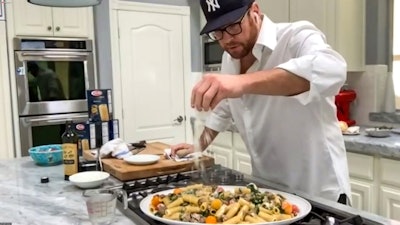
170, 143, 194, 158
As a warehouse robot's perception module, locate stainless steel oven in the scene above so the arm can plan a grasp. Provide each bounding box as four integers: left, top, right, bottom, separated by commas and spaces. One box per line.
14, 37, 95, 116
13, 37, 96, 156
202, 36, 224, 72
19, 113, 88, 156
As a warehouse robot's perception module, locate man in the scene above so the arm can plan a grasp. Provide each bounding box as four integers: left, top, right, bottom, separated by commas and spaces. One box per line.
27, 61, 66, 101
171, 0, 351, 204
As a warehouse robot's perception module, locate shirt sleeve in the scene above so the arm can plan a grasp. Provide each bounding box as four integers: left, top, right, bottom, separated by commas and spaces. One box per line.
205, 99, 233, 132
276, 21, 347, 105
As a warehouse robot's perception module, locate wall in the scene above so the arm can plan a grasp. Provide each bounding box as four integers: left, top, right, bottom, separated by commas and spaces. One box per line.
93, 0, 202, 89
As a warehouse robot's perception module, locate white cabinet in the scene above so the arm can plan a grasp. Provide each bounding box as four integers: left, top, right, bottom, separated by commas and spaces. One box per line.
207, 131, 233, 168
0, 22, 14, 159
347, 152, 400, 220
206, 129, 252, 175
257, 0, 289, 23
258, 0, 365, 71
10, 0, 93, 37
379, 158, 400, 220
347, 152, 377, 213
232, 133, 252, 175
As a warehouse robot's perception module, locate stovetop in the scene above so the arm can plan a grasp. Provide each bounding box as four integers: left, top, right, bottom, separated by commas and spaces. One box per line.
113, 165, 381, 225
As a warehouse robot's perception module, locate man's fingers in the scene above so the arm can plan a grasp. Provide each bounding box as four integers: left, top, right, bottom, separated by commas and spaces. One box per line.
192, 79, 211, 111
202, 82, 219, 111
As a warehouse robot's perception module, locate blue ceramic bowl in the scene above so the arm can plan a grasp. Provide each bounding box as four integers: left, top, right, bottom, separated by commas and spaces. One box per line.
28, 144, 63, 166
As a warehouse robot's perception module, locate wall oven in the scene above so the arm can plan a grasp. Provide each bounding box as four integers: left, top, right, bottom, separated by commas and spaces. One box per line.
13, 37, 96, 156
203, 36, 224, 72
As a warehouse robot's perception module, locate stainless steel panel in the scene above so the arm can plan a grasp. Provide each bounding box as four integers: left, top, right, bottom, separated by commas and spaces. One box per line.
14, 50, 95, 116
13, 37, 93, 51
19, 113, 88, 156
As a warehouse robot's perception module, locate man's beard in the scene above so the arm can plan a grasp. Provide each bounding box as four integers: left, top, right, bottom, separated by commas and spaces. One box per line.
223, 21, 258, 59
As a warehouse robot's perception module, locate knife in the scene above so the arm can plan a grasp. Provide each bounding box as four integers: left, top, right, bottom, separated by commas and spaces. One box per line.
128, 140, 146, 155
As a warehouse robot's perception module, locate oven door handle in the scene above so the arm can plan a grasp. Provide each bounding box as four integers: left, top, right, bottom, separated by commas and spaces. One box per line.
26, 114, 88, 126
21, 52, 83, 59
20, 52, 86, 59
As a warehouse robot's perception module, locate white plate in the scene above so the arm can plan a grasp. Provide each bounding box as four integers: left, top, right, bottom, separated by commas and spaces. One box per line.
124, 154, 160, 165
391, 128, 400, 134
69, 171, 110, 189
139, 185, 312, 225
342, 131, 360, 135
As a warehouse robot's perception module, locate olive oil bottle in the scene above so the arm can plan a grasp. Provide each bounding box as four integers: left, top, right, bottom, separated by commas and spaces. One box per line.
62, 119, 79, 180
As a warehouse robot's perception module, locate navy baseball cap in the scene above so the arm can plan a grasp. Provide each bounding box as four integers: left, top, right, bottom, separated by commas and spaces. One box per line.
200, 0, 255, 35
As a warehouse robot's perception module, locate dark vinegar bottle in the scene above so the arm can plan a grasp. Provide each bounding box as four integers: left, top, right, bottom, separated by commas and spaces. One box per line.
62, 119, 79, 181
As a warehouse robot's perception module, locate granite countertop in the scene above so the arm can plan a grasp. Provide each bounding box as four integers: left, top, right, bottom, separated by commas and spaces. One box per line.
343, 126, 400, 159
0, 157, 136, 225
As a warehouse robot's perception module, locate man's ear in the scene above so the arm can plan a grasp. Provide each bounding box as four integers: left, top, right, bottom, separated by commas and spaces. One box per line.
253, 12, 260, 25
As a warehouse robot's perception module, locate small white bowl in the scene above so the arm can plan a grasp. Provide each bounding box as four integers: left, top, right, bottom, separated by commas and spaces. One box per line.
365, 128, 391, 138
69, 171, 110, 189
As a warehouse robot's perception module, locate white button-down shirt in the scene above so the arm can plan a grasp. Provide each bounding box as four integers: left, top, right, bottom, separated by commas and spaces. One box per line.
205, 15, 351, 202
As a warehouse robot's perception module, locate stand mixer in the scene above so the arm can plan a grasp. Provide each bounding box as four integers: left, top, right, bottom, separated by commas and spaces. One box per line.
335, 89, 357, 126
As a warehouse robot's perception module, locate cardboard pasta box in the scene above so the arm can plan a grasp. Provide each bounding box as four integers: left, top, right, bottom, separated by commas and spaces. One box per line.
101, 119, 120, 145
87, 89, 113, 122
74, 119, 120, 152
73, 121, 101, 152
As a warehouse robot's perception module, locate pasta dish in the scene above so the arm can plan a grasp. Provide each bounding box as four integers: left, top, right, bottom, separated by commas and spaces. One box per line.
148, 183, 300, 224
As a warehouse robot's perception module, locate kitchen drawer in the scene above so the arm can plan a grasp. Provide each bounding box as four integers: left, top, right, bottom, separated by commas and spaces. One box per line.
347, 152, 374, 180
380, 158, 400, 187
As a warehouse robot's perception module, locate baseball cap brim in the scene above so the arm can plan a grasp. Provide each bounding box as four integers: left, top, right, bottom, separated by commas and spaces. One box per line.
200, 4, 249, 35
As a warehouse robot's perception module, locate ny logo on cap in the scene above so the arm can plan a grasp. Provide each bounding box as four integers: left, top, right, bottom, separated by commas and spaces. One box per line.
206, 0, 220, 12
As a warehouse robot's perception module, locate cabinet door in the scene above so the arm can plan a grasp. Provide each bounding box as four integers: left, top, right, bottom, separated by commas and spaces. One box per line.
289, 0, 334, 43
233, 152, 252, 175
257, 0, 289, 23
232, 133, 252, 174
289, 0, 365, 71
209, 145, 233, 169
12, 0, 53, 36
0, 23, 14, 159
379, 186, 400, 221
349, 178, 376, 213
52, 7, 92, 37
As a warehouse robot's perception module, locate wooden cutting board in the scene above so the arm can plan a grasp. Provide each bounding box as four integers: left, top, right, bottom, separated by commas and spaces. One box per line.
82, 142, 214, 181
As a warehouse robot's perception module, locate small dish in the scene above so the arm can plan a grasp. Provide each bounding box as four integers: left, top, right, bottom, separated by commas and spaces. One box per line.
342, 126, 360, 135
124, 154, 160, 165
365, 128, 391, 138
69, 171, 110, 189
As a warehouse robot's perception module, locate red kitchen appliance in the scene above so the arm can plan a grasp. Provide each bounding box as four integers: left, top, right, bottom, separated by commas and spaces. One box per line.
335, 89, 357, 126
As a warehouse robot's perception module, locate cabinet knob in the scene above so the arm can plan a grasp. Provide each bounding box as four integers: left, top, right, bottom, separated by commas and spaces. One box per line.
55, 26, 61, 31
47, 26, 52, 31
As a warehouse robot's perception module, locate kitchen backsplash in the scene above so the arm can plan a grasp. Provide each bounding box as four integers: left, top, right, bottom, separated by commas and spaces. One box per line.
346, 65, 396, 126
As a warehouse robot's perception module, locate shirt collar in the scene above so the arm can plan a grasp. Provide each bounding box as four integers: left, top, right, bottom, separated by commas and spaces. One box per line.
252, 15, 277, 61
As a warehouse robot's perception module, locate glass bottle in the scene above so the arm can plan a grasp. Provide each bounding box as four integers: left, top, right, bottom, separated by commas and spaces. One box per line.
62, 119, 79, 180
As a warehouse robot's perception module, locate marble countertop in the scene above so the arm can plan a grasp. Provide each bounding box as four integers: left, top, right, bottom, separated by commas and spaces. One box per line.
0, 157, 136, 225
343, 127, 400, 159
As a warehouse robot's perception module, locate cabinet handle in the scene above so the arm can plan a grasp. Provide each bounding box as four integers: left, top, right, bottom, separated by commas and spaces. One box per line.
47, 26, 52, 31
55, 26, 60, 31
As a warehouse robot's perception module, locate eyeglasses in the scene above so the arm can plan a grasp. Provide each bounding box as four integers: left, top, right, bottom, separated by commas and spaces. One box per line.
207, 9, 250, 41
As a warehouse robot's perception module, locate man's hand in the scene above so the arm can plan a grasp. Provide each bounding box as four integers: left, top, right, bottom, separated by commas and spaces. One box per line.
170, 143, 194, 157
191, 73, 244, 111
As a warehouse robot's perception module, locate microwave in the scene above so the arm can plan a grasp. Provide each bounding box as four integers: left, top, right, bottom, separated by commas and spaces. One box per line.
203, 37, 224, 72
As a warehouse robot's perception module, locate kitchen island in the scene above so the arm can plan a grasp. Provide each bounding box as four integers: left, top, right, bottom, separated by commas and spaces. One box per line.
0, 157, 136, 225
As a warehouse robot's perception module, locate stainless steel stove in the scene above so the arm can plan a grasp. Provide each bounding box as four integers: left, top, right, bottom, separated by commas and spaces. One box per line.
112, 165, 396, 225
